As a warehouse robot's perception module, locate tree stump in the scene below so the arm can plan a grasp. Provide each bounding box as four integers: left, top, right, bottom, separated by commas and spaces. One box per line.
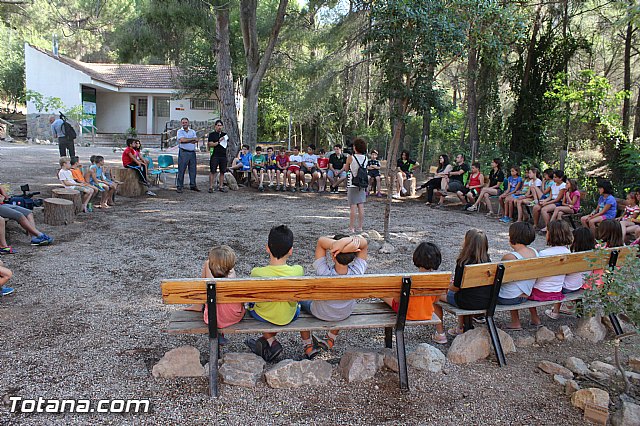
113, 168, 146, 197
52, 188, 82, 214
43, 198, 74, 226
403, 177, 416, 196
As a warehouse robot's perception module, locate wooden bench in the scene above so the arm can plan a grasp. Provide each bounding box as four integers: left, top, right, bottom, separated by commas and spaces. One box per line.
161, 271, 451, 397
437, 247, 635, 366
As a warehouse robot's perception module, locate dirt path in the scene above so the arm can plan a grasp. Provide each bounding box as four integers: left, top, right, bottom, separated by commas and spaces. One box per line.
0, 141, 635, 425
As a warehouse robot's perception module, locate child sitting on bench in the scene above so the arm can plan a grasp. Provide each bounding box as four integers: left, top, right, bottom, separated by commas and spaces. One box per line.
299, 234, 368, 359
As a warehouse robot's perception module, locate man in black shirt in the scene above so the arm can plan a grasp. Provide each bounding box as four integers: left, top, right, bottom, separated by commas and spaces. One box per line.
207, 119, 229, 193
327, 144, 348, 192
435, 153, 469, 206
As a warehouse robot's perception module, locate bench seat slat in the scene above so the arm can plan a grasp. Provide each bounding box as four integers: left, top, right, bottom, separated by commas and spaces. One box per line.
166, 306, 440, 335
162, 272, 451, 304
436, 290, 585, 316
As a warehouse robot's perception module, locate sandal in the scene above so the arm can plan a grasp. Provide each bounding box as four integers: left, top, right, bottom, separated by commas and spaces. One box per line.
504, 324, 523, 331
0, 246, 16, 254
447, 327, 464, 337
544, 309, 560, 320
315, 334, 335, 351
432, 332, 447, 344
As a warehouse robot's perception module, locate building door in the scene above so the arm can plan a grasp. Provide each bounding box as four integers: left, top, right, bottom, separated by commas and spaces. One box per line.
130, 103, 136, 129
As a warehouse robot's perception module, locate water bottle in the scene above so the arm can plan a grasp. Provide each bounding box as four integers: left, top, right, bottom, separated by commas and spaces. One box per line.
87, 202, 93, 212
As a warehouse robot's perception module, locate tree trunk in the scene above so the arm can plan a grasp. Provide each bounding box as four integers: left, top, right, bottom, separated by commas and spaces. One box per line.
43, 198, 75, 226
239, 0, 288, 148
634, 89, 640, 142
383, 97, 408, 242
622, 20, 633, 134
420, 109, 431, 167
214, 2, 241, 161
466, 42, 479, 161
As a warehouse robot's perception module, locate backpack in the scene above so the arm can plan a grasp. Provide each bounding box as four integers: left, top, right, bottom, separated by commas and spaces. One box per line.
62, 120, 77, 140
351, 155, 369, 189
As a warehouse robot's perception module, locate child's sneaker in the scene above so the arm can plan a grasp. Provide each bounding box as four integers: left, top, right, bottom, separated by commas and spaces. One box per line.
258, 185, 265, 192
315, 334, 335, 351
303, 343, 320, 359
432, 332, 447, 344
0, 246, 16, 254
1, 286, 14, 296
30, 234, 50, 246
544, 309, 560, 320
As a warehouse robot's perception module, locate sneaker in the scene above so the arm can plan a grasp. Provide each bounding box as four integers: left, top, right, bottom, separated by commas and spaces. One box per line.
300, 186, 308, 193
447, 327, 464, 337
290, 187, 296, 193
258, 185, 265, 192
275, 185, 281, 191
499, 216, 509, 222
485, 212, 497, 218
472, 315, 486, 324
0, 246, 16, 254
392, 193, 401, 199
1, 286, 14, 296
208, 187, 213, 193
176, 188, 183, 193
146, 190, 157, 196
400, 187, 408, 195
544, 309, 560, 320
432, 332, 447, 344
190, 187, 201, 192
316, 334, 335, 351
466, 205, 478, 212
280, 186, 286, 192
245, 337, 283, 362
30, 234, 50, 246
503, 217, 513, 223
303, 343, 321, 359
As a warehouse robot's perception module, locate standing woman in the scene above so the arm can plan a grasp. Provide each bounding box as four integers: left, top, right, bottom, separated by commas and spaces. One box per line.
421, 154, 451, 205
346, 138, 368, 233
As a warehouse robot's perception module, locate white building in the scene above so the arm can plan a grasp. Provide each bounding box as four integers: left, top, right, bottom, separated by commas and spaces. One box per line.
25, 43, 220, 145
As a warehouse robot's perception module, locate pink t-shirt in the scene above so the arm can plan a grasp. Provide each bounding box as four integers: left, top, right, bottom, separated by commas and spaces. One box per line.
201, 262, 245, 328
566, 190, 580, 212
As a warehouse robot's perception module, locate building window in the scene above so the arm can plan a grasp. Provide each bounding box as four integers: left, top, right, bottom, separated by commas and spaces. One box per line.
190, 99, 217, 110
155, 98, 170, 117
138, 98, 148, 116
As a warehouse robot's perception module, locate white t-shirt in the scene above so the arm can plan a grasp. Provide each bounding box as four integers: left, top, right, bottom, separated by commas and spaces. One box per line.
563, 271, 587, 291
302, 153, 317, 169
550, 182, 566, 199
288, 154, 303, 166
533, 246, 571, 293
532, 178, 542, 188
347, 154, 368, 188
498, 248, 538, 299
58, 169, 77, 185
310, 256, 367, 321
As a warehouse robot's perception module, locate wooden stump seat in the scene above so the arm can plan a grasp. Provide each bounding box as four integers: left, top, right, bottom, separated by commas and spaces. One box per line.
43, 198, 75, 226
113, 168, 146, 197
52, 188, 81, 214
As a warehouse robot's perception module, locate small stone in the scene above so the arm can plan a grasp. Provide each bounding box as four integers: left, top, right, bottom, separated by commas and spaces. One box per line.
623, 371, 640, 385
218, 352, 266, 388
379, 348, 399, 372
339, 350, 383, 382
407, 343, 446, 373
151, 346, 205, 378
566, 357, 590, 376
553, 374, 568, 386
557, 325, 573, 341
447, 328, 515, 364
368, 241, 382, 253
379, 242, 396, 254
571, 388, 610, 410
367, 229, 383, 240
588, 371, 610, 382
565, 380, 580, 395
628, 356, 640, 373
576, 316, 607, 343
538, 361, 574, 379
264, 359, 332, 388
611, 401, 640, 426
535, 326, 556, 344
590, 361, 617, 376
515, 335, 535, 348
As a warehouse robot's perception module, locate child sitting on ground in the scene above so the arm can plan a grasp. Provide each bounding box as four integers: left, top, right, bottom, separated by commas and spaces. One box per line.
0, 259, 13, 296
58, 157, 95, 213
367, 150, 382, 197
544, 227, 596, 319
497, 222, 539, 330
528, 220, 573, 326
245, 225, 302, 362
439, 229, 492, 336
581, 179, 617, 232
384, 242, 447, 344
299, 234, 368, 359
498, 166, 523, 223
200, 245, 245, 345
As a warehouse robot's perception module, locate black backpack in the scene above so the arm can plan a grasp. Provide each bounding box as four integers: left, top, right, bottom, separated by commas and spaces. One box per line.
62, 120, 77, 140
351, 155, 369, 189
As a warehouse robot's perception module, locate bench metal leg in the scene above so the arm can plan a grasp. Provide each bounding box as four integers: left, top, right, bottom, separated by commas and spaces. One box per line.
384, 327, 393, 349
395, 328, 409, 391
486, 316, 506, 367
463, 315, 473, 332
209, 336, 219, 398
609, 313, 623, 335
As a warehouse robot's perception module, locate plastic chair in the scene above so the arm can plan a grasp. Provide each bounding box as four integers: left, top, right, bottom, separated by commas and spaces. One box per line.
157, 154, 179, 186
144, 156, 163, 185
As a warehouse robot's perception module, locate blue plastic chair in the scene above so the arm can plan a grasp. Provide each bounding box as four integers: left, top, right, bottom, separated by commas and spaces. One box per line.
144, 156, 163, 185
157, 154, 179, 186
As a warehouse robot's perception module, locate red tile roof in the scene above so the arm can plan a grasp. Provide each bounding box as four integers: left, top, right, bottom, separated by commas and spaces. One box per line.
30, 44, 180, 89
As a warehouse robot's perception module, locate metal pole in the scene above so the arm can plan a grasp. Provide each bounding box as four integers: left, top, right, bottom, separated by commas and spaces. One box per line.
288, 112, 292, 151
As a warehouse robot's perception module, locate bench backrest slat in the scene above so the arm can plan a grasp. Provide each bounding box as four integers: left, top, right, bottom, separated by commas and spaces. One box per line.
460, 247, 635, 289
162, 272, 452, 305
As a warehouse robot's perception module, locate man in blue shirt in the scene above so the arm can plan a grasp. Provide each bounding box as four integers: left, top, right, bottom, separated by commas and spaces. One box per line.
176, 117, 200, 193
49, 115, 75, 157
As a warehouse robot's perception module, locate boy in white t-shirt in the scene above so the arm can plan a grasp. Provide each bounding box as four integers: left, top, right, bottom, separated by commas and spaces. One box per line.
299, 234, 368, 359
58, 157, 95, 213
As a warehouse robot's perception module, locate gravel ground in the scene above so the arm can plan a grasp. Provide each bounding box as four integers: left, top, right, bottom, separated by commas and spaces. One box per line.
0, 141, 637, 425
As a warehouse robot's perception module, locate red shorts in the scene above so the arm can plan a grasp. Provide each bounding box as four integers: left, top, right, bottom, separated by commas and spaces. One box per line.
288, 165, 300, 172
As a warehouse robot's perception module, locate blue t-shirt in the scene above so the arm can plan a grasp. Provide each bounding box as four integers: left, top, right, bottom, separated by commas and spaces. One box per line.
506, 176, 522, 193
239, 152, 253, 170
598, 195, 617, 219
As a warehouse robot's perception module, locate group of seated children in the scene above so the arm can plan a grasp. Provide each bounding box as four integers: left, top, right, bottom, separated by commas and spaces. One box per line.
58, 156, 120, 213
197, 224, 447, 362
227, 144, 383, 197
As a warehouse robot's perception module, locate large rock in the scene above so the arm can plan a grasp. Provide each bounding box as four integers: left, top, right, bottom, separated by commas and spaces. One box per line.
571, 388, 610, 410
264, 359, 332, 388
557, 325, 574, 341
565, 357, 590, 376
515, 335, 536, 348
590, 361, 617, 377
152, 346, 206, 378
576, 316, 607, 343
407, 343, 446, 373
538, 361, 574, 379
339, 350, 384, 382
447, 327, 515, 364
611, 401, 640, 426
535, 326, 556, 344
218, 352, 266, 388
379, 348, 399, 372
